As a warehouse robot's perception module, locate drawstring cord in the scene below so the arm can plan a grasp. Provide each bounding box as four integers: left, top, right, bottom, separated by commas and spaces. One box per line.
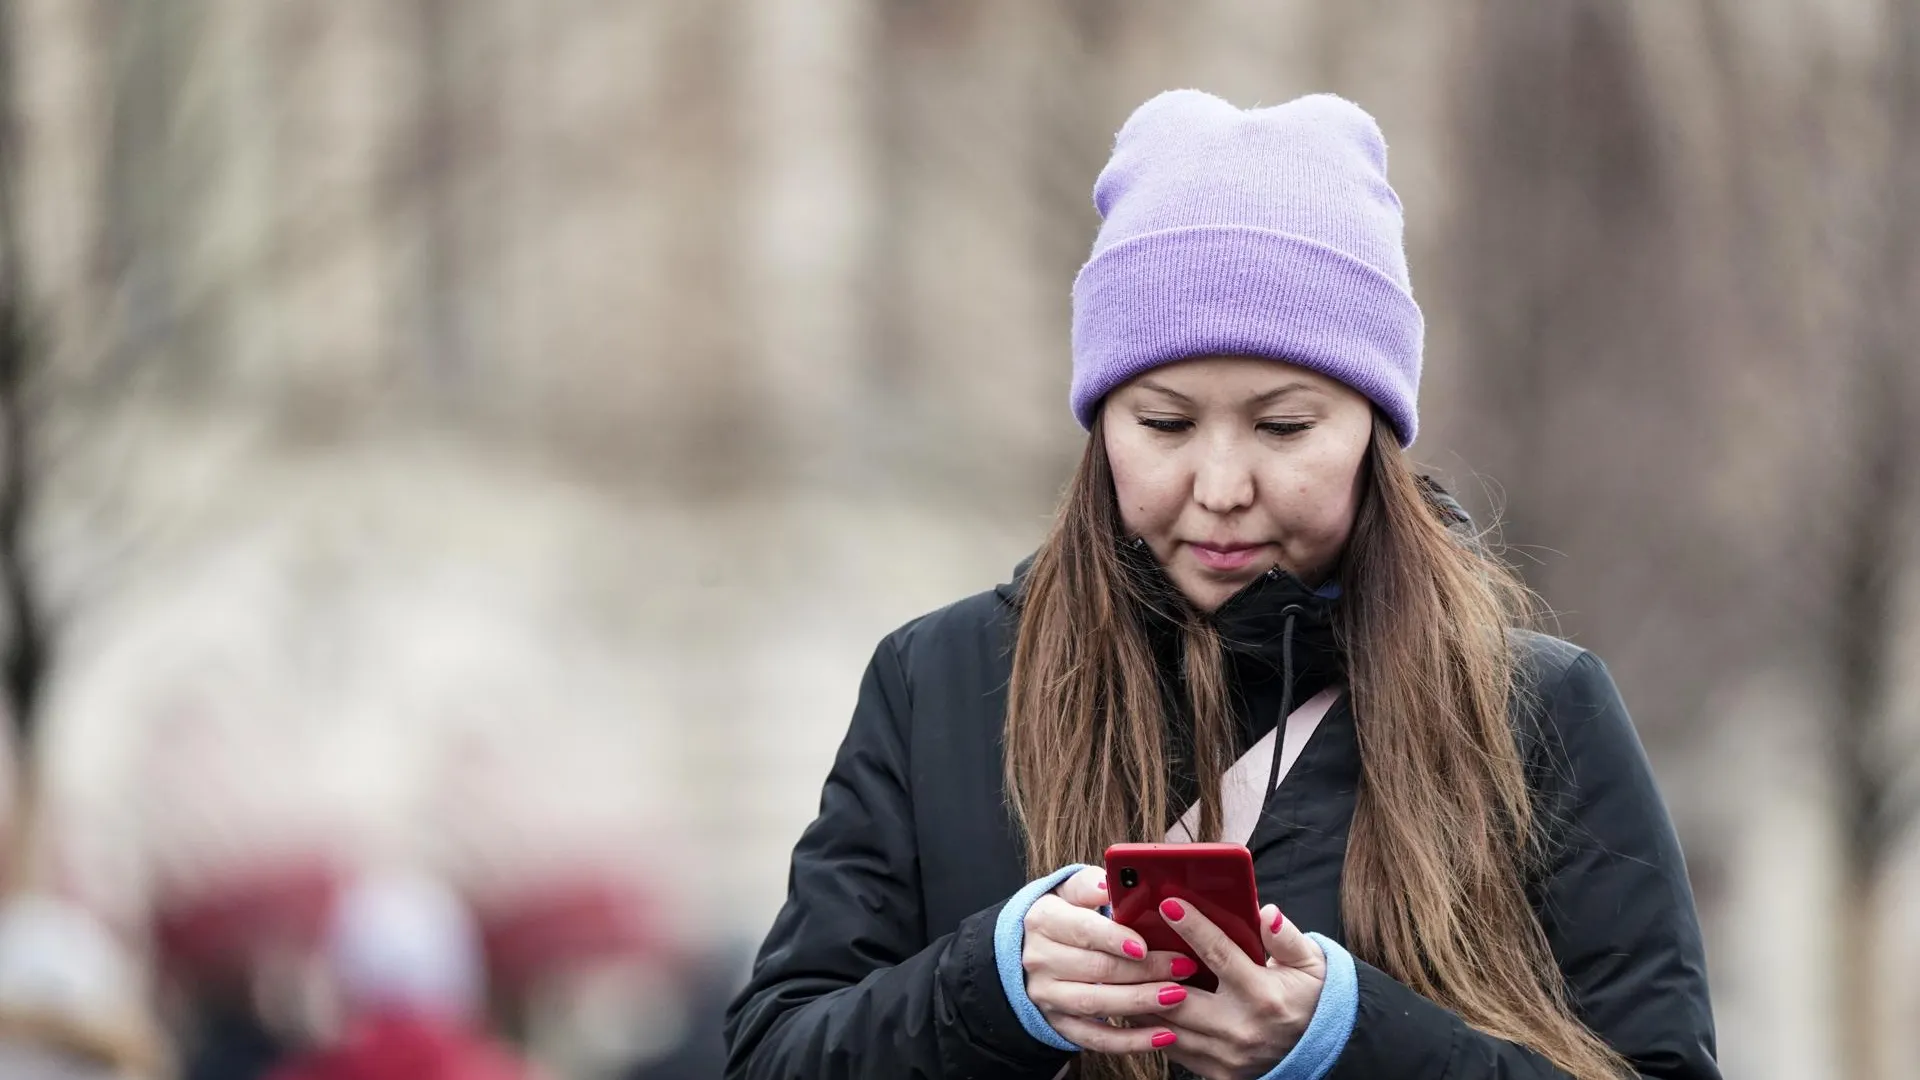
1263, 604, 1303, 811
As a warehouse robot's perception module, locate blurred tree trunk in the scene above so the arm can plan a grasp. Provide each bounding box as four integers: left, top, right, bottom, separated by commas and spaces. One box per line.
0, 0, 40, 746
409, 0, 507, 397
1443, 0, 1702, 704
1832, 3, 1920, 1076
873, 0, 1091, 507
1448, 1, 1918, 1074
735, 0, 877, 488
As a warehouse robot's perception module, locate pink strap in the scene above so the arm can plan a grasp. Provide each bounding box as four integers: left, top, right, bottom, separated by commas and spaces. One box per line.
1165, 685, 1343, 846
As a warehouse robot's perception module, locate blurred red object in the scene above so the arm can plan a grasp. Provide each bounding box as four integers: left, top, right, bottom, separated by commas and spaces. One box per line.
476, 874, 676, 991
267, 1012, 535, 1080
152, 857, 340, 982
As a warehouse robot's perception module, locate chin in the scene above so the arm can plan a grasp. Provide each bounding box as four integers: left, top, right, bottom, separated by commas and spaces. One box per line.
1170, 573, 1239, 613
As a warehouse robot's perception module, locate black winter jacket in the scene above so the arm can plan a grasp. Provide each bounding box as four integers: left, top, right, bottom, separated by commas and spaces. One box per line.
725, 557, 1721, 1080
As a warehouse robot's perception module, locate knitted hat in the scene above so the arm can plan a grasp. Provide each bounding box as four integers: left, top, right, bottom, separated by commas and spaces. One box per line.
1070, 90, 1424, 445
326, 871, 484, 1022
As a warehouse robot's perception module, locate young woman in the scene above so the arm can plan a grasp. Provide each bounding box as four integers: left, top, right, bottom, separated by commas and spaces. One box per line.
724, 91, 1720, 1080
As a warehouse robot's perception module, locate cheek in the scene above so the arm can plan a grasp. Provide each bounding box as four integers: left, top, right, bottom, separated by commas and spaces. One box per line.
1266, 450, 1366, 549
1295, 491, 1360, 549
1105, 432, 1182, 535
1111, 465, 1178, 536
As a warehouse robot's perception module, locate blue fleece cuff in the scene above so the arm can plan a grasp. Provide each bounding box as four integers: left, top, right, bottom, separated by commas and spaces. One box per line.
993, 863, 1089, 1052
1257, 932, 1358, 1080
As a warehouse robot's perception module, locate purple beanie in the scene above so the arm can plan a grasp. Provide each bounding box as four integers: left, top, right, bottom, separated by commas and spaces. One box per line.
1070, 90, 1424, 445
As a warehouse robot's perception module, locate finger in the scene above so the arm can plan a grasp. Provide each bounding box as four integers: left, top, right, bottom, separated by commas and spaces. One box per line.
1260, 904, 1326, 977
1119, 984, 1233, 1039
1027, 896, 1149, 962
1054, 865, 1110, 910
1156, 1023, 1240, 1075
1049, 1014, 1181, 1055
1157, 898, 1262, 990
1159, 950, 1202, 983
1028, 977, 1192, 1020
1025, 935, 1190, 985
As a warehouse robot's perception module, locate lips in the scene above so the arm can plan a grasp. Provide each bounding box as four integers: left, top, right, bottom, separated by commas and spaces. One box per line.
1187, 542, 1264, 572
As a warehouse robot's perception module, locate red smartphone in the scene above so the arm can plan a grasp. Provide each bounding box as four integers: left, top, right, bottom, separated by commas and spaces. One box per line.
1103, 842, 1265, 992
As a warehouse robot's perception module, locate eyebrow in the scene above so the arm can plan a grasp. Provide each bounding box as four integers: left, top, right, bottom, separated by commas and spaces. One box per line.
1134, 378, 1321, 406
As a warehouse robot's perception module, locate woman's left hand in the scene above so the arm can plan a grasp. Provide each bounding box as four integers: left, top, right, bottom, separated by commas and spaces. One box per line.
1140, 899, 1327, 1080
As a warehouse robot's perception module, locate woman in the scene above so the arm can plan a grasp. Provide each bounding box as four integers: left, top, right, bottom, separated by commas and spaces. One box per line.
724, 90, 1720, 1080
265, 872, 536, 1080
0, 892, 169, 1080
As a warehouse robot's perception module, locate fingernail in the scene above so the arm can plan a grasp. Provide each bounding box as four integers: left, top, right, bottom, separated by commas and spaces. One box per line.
1170, 956, 1197, 979
1158, 985, 1187, 1006
1123, 939, 1146, 960
1095, 879, 1108, 891
1271, 909, 1285, 934
1151, 1030, 1178, 1048
1159, 898, 1185, 921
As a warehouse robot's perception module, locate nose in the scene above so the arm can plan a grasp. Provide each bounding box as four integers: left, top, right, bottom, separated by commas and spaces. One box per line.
1191, 435, 1255, 514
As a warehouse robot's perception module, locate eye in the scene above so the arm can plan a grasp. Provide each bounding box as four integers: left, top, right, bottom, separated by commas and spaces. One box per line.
1138, 417, 1192, 433
1259, 421, 1313, 437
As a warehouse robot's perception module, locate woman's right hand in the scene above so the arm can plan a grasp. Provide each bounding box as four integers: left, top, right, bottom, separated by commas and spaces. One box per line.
1022, 866, 1199, 1053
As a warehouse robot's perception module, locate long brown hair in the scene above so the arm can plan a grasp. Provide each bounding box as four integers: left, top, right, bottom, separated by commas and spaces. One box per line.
1003, 411, 1628, 1080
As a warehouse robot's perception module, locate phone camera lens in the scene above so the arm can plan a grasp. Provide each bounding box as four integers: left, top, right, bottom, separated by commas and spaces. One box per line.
1118, 867, 1139, 889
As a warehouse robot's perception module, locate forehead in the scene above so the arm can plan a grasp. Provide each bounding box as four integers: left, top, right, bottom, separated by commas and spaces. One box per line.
1124, 355, 1352, 401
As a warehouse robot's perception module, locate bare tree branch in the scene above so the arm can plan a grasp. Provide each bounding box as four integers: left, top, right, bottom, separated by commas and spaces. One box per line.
0, 0, 42, 746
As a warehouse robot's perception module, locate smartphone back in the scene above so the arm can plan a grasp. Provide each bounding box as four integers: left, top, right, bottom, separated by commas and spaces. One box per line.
1103, 842, 1265, 992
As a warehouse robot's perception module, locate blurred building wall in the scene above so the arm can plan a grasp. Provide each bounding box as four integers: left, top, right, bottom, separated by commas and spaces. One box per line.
6, 2, 1920, 1077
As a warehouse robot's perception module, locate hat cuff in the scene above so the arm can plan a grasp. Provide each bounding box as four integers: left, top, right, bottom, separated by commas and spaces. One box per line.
1070, 225, 1423, 445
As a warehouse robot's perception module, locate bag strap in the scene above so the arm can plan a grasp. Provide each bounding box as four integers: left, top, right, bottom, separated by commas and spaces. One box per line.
1165, 685, 1343, 847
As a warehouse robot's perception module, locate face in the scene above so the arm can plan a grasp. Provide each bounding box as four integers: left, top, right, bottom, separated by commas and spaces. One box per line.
1102, 356, 1375, 612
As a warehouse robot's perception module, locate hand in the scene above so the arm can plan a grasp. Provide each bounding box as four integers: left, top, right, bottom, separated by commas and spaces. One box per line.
1021, 866, 1200, 1052
1137, 899, 1326, 1080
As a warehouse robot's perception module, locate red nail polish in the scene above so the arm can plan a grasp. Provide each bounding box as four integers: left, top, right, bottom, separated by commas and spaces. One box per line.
1151, 1031, 1178, 1049
1170, 956, 1197, 979
1158, 985, 1187, 1006
1123, 939, 1145, 960
1159, 898, 1185, 921
1271, 910, 1285, 934
1096, 879, 1108, 891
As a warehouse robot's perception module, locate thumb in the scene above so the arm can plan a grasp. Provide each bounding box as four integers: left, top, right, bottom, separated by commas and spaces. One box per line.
1053, 865, 1111, 911
1261, 905, 1326, 977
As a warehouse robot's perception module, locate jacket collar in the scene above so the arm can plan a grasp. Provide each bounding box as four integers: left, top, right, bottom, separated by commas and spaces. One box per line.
993, 474, 1475, 624
1111, 534, 1340, 671
994, 536, 1344, 681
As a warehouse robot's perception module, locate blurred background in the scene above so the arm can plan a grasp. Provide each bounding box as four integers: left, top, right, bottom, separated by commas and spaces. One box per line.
0, 1, 1915, 1078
